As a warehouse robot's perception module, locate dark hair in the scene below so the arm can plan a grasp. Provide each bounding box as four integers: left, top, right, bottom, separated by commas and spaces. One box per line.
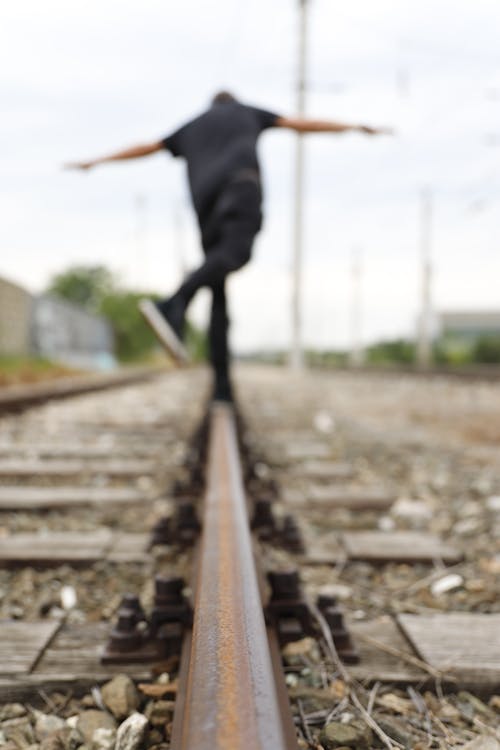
212, 90, 237, 105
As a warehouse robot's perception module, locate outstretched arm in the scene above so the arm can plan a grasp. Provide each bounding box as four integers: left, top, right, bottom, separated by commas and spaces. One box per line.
65, 141, 164, 171
275, 116, 391, 135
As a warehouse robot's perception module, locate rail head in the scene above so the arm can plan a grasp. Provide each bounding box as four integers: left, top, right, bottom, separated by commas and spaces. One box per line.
171, 403, 295, 750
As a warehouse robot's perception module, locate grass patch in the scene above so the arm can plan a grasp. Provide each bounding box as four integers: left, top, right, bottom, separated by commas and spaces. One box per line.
0, 357, 81, 387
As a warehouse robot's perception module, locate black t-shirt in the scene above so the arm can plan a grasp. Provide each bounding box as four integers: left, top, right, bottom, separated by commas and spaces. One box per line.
161, 100, 280, 222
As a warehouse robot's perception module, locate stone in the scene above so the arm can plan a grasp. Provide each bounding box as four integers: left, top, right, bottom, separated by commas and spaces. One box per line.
76, 712, 117, 745
285, 673, 299, 687
392, 498, 433, 525
282, 637, 321, 665
459, 739, 500, 750
454, 517, 483, 536
320, 720, 372, 749
313, 411, 335, 433
145, 728, 164, 746
115, 713, 148, 750
60, 585, 77, 610
101, 674, 140, 720
40, 727, 78, 750
430, 574, 463, 596
489, 695, 500, 711
378, 516, 395, 531
35, 714, 66, 742
376, 718, 415, 747
487, 496, 500, 512
289, 687, 337, 713
91, 727, 116, 750
4, 720, 35, 749
317, 583, 352, 601
0, 704, 27, 721
376, 692, 413, 714
144, 701, 175, 728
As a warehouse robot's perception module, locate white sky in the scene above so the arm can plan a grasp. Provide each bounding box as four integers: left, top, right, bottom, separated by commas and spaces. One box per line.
1, 0, 499, 351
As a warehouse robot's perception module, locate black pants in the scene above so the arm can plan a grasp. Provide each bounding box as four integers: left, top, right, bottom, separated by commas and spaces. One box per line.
177, 180, 262, 384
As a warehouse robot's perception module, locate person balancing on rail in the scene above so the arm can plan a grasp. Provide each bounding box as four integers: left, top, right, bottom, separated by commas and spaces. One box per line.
67, 91, 390, 401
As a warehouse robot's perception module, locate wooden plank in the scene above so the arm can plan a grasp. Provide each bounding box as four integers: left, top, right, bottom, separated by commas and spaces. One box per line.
348, 616, 427, 684
0, 442, 162, 459
342, 531, 463, 564
0, 366, 160, 412
284, 486, 395, 511
0, 459, 156, 478
398, 613, 500, 687
32, 622, 153, 680
288, 461, 354, 481
284, 442, 331, 460
300, 529, 344, 566
106, 533, 150, 563
0, 532, 150, 565
0, 531, 113, 565
0, 620, 61, 675
0, 486, 150, 511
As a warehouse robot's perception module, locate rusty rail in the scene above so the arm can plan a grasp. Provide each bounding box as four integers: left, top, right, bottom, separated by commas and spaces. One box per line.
170, 403, 297, 750
0, 366, 163, 415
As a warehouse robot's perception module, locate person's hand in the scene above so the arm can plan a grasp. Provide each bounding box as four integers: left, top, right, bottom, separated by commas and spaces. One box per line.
358, 125, 394, 136
63, 161, 96, 171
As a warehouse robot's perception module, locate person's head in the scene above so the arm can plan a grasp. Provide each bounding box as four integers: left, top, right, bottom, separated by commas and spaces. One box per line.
211, 90, 237, 105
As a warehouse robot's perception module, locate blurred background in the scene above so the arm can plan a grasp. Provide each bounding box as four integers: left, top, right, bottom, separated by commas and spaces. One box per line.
1, 0, 499, 372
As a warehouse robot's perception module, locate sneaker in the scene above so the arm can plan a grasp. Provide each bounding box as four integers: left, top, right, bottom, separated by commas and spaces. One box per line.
139, 298, 190, 365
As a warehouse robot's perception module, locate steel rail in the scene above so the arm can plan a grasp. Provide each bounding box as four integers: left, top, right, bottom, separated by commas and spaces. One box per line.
318, 363, 500, 382
170, 403, 297, 750
0, 366, 163, 415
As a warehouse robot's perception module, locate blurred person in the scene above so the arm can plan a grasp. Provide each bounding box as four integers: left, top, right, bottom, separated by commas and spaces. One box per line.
67, 91, 389, 401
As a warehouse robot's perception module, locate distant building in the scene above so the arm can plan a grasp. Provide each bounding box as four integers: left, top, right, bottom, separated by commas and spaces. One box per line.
0, 275, 115, 368
437, 311, 500, 342
0, 276, 33, 356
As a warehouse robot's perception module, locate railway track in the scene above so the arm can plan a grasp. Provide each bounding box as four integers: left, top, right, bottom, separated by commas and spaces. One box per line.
0, 365, 163, 416
0, 365, 499, 749
169, 404, 297, 750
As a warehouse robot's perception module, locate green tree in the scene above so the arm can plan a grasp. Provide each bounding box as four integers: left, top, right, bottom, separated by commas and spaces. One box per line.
99, 291, 159, 361
47, 265, 116, 311
473, 335, 500, 364
46, 264, 207, 363
366, 338, 416, 365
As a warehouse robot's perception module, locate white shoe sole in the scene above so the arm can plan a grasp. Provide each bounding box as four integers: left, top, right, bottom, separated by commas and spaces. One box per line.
138, 299, 190, 365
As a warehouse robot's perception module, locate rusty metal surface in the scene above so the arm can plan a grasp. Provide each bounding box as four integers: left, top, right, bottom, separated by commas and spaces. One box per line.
171, 403, 295, 750
0, 366, 162, 415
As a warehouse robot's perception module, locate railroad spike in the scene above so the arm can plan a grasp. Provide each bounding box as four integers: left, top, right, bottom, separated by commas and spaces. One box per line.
316, 596, 360, 665
251, 498, 278, 540
149, 501, 201, 548
280, 514, 306, 553
101, 577, 192, 665
265, 569, 316, 646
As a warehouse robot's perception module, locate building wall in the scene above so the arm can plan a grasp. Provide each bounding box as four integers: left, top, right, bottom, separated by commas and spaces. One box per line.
32, 295, 114, 367
0, 275, 114, 367
440, 311, 500, 338
0, 277, 33, 355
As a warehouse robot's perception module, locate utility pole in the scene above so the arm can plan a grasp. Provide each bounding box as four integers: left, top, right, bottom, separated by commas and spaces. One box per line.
349, 247, 364, 367
416, 188, 433, 368
290, 0, 309, 370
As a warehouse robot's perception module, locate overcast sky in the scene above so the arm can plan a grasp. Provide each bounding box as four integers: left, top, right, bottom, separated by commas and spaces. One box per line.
1, 0, 499, 351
